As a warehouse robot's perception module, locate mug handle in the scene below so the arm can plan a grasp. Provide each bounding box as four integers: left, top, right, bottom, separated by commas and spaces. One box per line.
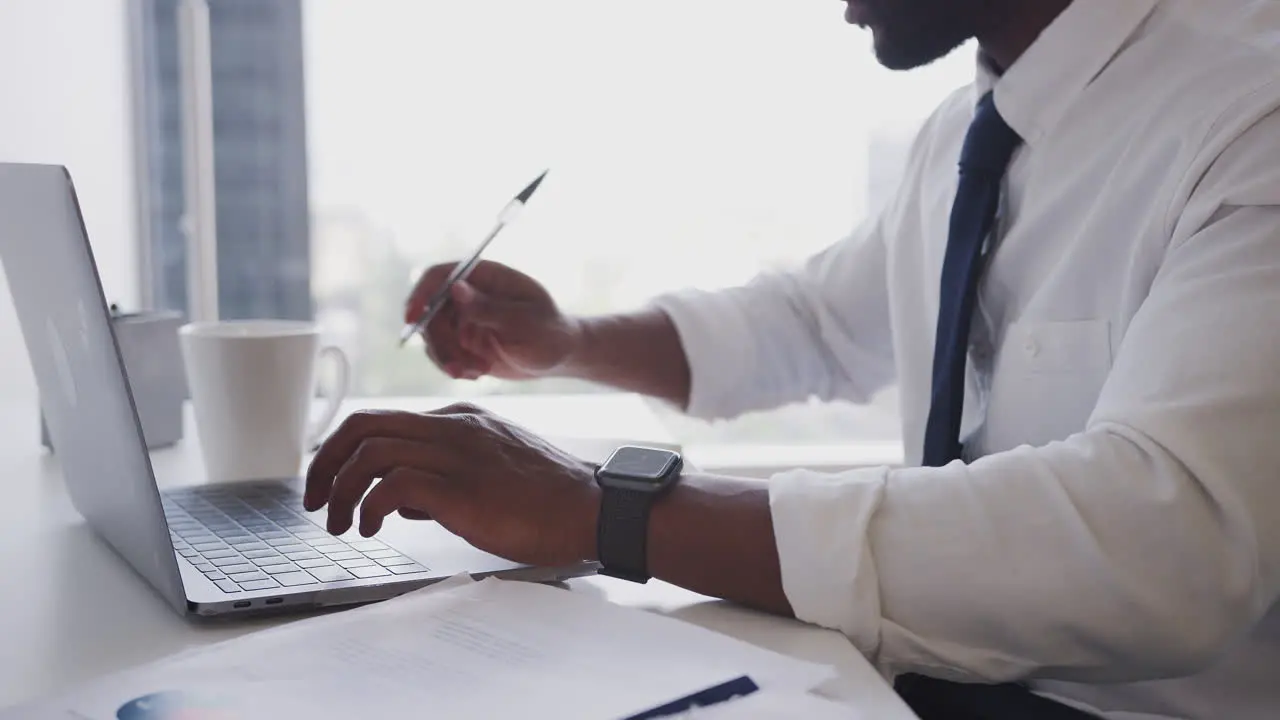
306, 345, 351, 450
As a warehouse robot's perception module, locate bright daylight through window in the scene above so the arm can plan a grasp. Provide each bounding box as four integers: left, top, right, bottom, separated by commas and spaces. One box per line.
134, 0, 974, 449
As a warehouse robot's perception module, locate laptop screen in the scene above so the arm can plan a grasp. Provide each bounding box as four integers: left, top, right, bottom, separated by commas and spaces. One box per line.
0, 163, 186, 613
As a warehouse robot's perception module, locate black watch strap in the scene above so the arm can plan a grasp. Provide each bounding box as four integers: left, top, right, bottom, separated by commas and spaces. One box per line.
596, 486, 653, 583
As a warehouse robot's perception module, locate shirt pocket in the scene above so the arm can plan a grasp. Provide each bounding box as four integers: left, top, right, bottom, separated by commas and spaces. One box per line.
981, 319, 1114, 452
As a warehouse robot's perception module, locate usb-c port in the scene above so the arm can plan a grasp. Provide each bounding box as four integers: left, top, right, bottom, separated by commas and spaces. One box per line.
233, 601, 251, 609
265, 597, 283, 605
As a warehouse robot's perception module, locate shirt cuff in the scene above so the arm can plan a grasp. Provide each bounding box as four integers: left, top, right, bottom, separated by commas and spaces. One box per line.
769, 466, 890, 662
649, 289, 757, 420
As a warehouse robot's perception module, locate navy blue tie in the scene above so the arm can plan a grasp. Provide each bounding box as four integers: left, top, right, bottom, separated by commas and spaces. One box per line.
921, 92, 1022, 467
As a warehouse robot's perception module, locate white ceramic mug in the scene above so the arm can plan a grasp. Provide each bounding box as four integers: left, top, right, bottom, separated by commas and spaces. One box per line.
179, 320, 351, 483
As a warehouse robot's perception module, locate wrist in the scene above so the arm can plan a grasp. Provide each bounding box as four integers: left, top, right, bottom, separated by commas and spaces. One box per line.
576, 462, 602, 562
589, 446, 683, 583
555, 314, 601, 380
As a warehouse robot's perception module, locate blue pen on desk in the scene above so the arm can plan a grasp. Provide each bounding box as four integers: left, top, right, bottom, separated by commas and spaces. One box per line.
398, 169, 549, 347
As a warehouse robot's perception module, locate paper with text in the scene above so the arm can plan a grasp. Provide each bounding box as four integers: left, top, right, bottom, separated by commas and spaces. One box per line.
8, 575, 833, 719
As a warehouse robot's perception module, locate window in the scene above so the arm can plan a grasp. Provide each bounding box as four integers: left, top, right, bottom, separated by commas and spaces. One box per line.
132, 0, 975, 449
0, 0, 140, 412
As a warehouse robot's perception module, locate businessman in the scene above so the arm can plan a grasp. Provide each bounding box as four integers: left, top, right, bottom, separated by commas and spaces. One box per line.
304, 1, 1280, 717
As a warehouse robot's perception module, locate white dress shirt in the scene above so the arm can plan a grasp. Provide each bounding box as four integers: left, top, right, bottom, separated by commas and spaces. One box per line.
653, 1, 1280, 717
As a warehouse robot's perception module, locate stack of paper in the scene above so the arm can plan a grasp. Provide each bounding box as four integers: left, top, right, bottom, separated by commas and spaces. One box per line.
4, 576, 840, 719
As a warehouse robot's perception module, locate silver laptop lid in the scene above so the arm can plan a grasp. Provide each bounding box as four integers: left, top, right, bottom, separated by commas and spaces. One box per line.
0, 163, 186, 613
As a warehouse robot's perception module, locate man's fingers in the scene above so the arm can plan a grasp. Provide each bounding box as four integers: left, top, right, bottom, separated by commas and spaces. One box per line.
325, 437, 442, 535
424, 304, 463, 374
404, 263, 456, 324
453, 281, 526, 331
359, 468, 446, 538
399, 508, 432, 521
304, 411, 449, 512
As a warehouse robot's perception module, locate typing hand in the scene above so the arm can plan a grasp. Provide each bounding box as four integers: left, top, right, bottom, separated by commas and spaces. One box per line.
405, 260, 582, 381
302, 403, 600, 568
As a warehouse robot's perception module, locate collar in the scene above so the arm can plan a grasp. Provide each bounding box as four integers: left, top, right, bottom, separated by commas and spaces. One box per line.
973, 0, 1161, 145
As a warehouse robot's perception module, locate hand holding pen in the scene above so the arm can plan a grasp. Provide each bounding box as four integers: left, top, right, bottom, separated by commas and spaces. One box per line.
399, 170, 549, 346
401, 171, 584, 381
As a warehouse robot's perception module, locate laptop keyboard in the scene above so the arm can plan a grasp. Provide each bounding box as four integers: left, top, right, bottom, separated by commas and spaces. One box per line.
162, 482, 429, 594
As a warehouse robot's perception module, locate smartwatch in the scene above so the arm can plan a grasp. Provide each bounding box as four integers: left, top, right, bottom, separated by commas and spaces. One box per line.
594, 445, 683, 583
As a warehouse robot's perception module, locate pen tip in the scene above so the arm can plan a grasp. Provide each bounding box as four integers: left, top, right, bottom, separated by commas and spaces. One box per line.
515, 169, 549, 205
397, 324, 418, 346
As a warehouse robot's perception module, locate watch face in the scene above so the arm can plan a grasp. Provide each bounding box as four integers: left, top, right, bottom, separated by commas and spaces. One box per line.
603, 446, 679, 483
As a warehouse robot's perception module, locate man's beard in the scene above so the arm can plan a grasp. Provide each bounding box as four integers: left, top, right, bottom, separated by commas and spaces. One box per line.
862, 0, 986, 70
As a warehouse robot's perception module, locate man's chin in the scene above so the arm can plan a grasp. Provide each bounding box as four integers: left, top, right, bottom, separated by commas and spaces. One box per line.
871, 31, 965, 71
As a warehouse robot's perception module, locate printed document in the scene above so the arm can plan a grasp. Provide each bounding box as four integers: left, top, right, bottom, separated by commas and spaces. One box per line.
4, 575, 834, 719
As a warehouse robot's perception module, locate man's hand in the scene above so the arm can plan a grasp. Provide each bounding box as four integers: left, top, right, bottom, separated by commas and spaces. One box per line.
304, 404, 791, 618
405, 260, 582, 381
302, 403, 600, 569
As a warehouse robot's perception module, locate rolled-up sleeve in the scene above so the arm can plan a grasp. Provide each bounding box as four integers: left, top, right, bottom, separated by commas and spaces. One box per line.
768, 173, 1280, 685
651, 216, 897, 421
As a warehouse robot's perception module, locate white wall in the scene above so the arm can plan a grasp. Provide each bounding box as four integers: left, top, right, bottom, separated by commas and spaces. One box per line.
0, 0, 138, 412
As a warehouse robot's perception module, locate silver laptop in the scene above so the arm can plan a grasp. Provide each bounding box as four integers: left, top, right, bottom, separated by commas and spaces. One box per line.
0, 163, 596, 618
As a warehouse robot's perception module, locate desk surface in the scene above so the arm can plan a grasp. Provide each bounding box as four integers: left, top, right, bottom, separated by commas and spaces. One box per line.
0, 393, 914, 718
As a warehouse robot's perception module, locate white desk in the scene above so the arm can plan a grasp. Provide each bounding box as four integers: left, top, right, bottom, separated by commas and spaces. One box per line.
0, 393, 915, 718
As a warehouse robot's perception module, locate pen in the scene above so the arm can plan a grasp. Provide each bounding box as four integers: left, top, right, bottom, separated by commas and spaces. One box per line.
398, 169, 549, 347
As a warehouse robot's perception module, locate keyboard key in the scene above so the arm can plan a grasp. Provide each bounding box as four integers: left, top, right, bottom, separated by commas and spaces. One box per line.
284, 550, 321, 561
240, 548, 277, 559
307, 566, 355, 583
375, 555, 414, 567
347, 539, 387, 552
265, 536, 299, 547
220, 563, 256, 575
200, 567, 224, 576
191, 562, 215, 572
273, 544, 307, 554
264, 564, 301, 575
220, 534, 254, 545
274, 571, 318, 587
324, 550, 361, 561
292, 530, 328, 540
296, 557, 334, 569
350, 565, 392, 579
362, 548, 399, 560
238, 578, 280, 591
230, 542, 268, 552
256, 530, 290, 541
388, 564, 430, 575
228, 570, 268, 582
202, 548, 239, 560
214, 579, 241, 593
178, 549, 199, 558
313, 541, 346, 551
210, 555, 249, 567
253, 556, 290, 567
338, 558, 374, 569
191, 542, 227, 553
181, 532, 217, 544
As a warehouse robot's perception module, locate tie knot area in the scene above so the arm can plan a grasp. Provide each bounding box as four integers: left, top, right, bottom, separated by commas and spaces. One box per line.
959, 92, 1022, 175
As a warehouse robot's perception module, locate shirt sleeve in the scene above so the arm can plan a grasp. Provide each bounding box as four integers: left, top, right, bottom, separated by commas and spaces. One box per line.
650, 215, 897, 421
770, 111, 1280, 685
